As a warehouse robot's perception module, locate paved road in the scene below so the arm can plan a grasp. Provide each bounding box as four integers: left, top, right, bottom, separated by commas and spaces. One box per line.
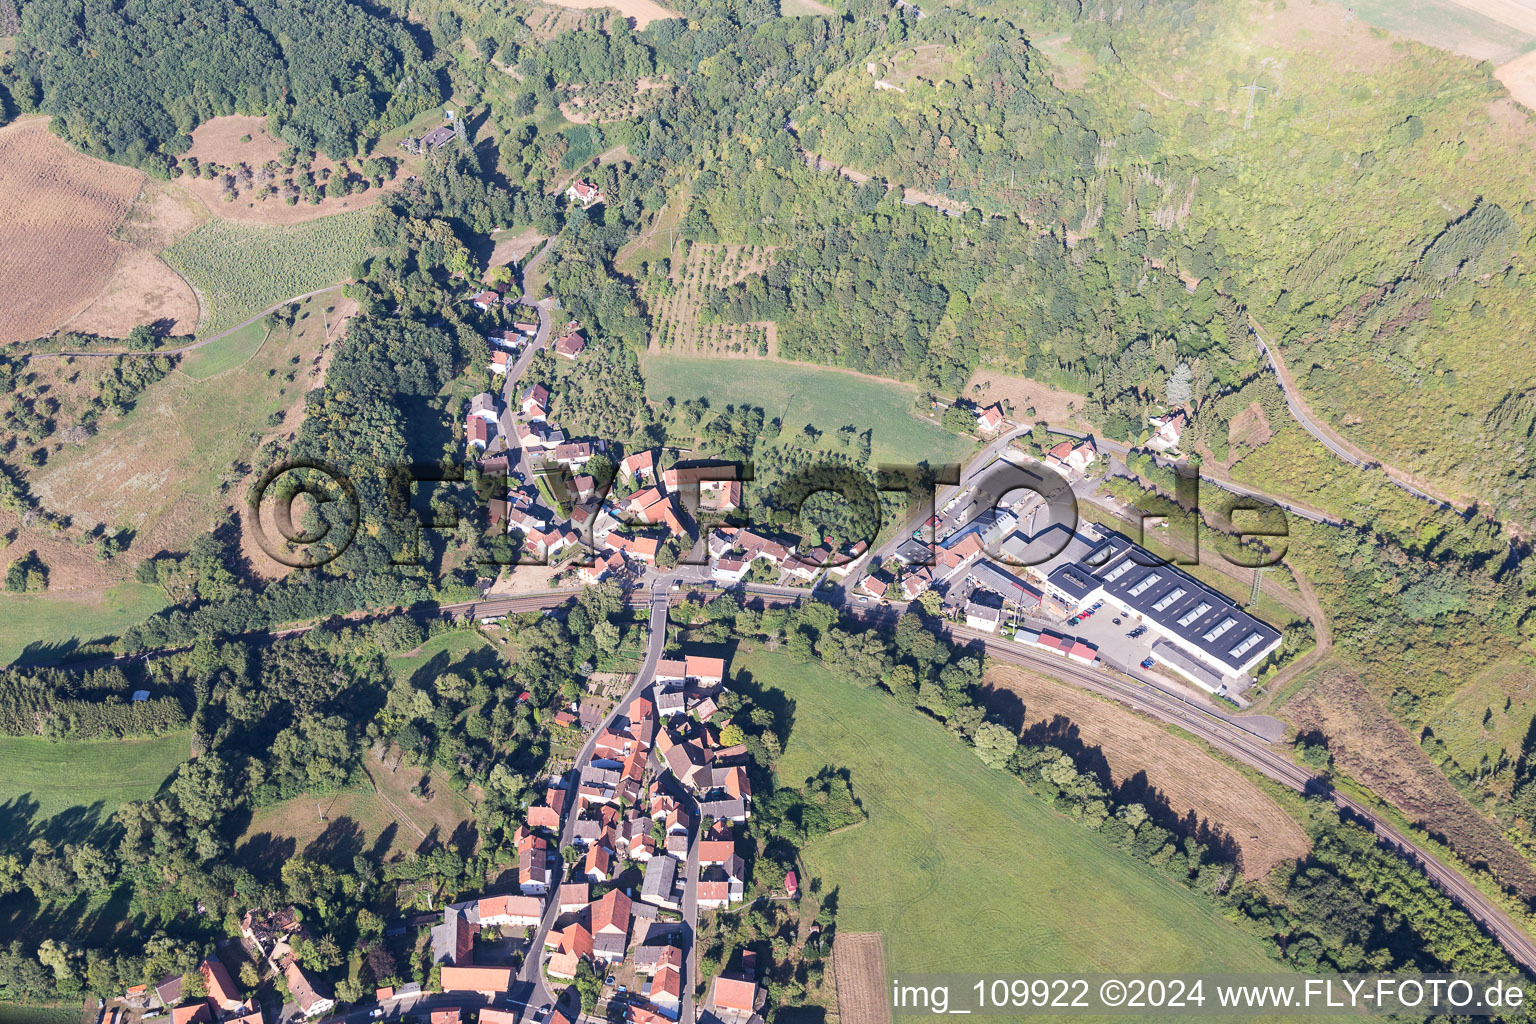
839, 426, 1030, 595
519, 580, 676, 1015
25, 284, 349, 360
1247, 317, 1462, 513
1044, 425, 1343, 526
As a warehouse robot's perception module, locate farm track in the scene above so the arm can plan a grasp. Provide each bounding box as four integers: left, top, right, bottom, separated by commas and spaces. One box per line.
23, 283, 347, 361
1247, 316, 1475, 517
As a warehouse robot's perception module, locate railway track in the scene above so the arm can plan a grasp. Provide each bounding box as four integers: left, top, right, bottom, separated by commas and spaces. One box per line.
941, 623, 1536, 974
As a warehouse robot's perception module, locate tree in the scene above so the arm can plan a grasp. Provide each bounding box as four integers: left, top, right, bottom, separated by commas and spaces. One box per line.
1166, 362, 1193, 406
917, 589, 943, 616
973, 722, 1019, 769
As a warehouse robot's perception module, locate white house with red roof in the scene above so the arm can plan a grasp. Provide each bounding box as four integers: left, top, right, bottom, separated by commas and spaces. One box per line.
554, 332, 587, 360
566, 181, 603, 207
976, 403, 1007, 435
1147, 410, 1186, 453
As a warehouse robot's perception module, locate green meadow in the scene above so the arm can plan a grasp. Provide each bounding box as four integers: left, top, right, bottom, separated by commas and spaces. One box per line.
737, 650, 1319, 1022
0, 582, 168, 666
0, 732, 189, 829
179, 319, 270, 379
642, 354, 970, 465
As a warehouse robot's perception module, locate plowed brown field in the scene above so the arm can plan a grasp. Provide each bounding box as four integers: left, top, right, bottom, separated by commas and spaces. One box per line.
833, 932, 889, 1024
0, 119, 147, 344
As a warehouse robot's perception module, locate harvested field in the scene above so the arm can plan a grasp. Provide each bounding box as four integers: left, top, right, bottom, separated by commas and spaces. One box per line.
832, 933, 888, 1024
985, 664, 1311, 879
60, 249, 199, 339
646, 243, 779, 357
0, 119, 146, 345
1497, 49, 1536, 108
963, 369, 1088, 427
1223, 401, 1274, 467
537, 0, 679, 27
1285, 667, 1536, 899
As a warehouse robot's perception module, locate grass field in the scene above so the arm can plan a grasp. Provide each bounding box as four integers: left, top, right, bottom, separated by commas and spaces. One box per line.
161, 210, 373, 334
739, 650, 1314, 1001
642, 354, 969, 466
179, 319, 269, 379
1326, 0, 1536, 63
1425, 658, 1536, 791
0, 582, 168, 666
0, 731, 188, 837
388, 629, 497, 683
31, 296, 332, 564
0, 1005, 80, 1024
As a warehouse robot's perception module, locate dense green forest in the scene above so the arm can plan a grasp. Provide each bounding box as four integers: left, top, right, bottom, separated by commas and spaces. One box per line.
3, 0, 438, 168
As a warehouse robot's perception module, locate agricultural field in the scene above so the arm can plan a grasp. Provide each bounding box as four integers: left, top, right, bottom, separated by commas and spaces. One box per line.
161, 211, 374, 334
741, 650, 1317, 996
0, 731, 189, 835
536, 0, 680, 28
646, 242, 779, 357
28, 295, 336, 570
830, 933, 888, 1024
178, 320, 270, 380
1325, 0, 1536, 64
0, 582, 169, 667
983, 664, 1311, 879
643, 353, 970, 465
0, 1005, 80, 1024
0, 118, 151, 345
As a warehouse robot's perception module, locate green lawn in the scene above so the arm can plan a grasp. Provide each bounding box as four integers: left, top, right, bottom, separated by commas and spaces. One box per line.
388, 629, 496, 684
0, 582, 168, 666
0, 731, 189, 832
739, 650, 1318, 1010
161, 211, 373, 334
179, 319, 269, 379
642, 354, 970, 466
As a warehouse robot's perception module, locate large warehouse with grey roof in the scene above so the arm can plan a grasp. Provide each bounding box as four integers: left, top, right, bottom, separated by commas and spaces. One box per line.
1004, 524, 1282, 693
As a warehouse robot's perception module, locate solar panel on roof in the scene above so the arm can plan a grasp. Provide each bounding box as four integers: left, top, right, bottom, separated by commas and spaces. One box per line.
1127, 572, 1162, 597
1152, 587, 1186, 612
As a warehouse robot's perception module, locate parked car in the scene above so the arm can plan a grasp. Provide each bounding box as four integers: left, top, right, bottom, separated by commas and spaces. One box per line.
1140, 657, 1156, 669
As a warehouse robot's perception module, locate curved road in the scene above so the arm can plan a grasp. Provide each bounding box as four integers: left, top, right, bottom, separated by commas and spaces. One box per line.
1246, 317, 1464, 514
24, 284, 349, 360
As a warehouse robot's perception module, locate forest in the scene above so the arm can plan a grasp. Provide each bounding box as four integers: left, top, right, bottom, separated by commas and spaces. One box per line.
3, 0, 438, 169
